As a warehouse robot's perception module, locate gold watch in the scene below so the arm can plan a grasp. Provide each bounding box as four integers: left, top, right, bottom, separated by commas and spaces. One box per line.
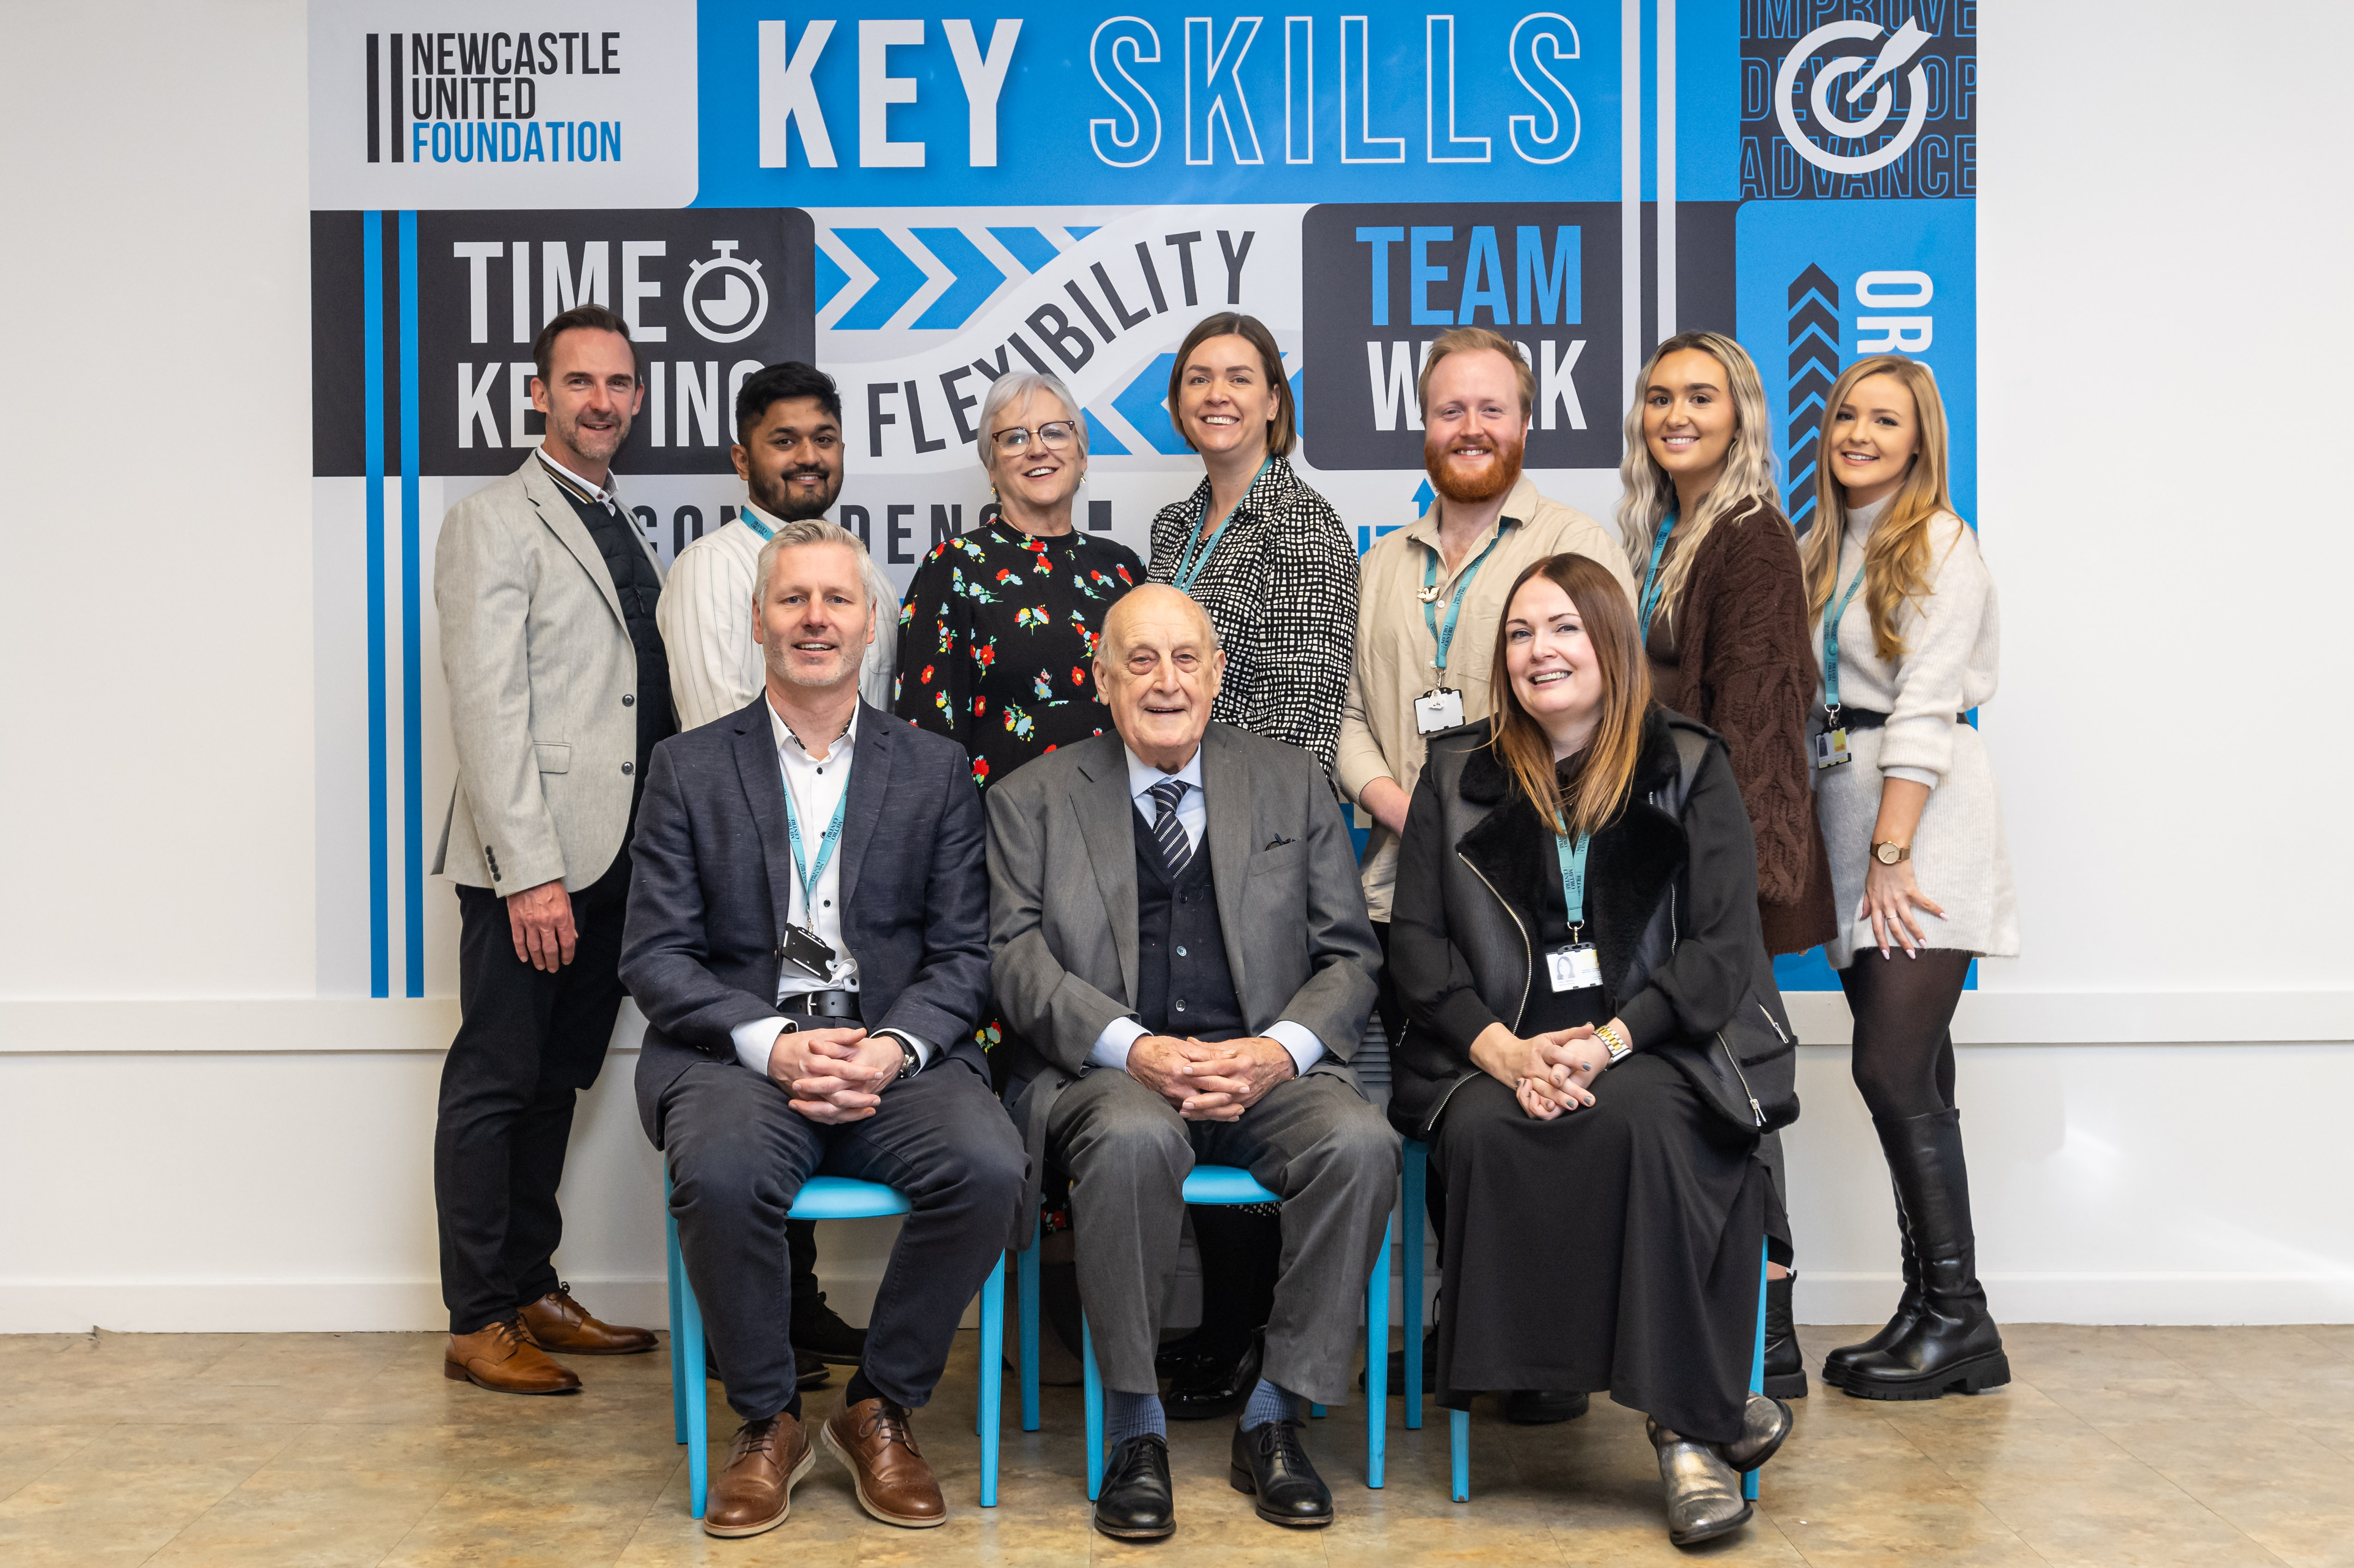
1873, 841, 1911, 866
1594, 1023, 1632, 1066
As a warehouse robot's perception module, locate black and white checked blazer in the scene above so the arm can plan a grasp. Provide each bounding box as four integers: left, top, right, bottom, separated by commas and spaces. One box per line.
1147, 455, 1359, 775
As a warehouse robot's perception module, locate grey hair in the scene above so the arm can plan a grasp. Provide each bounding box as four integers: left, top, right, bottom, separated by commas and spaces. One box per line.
976, 371, 1087, 468
752, 516, 883, 620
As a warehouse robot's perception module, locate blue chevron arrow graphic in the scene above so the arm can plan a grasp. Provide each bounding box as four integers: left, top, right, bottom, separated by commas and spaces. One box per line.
1109, 354, 1194, 455
910, 228, 1007, 330
988, 227, 1062, 274
813, 247, 851, 316
1787, 297, 1840, 343
1786, 265, 1839, 309
831, 229, 928, 329
1788, 327, 1840, 375
1063, 225, 1100, 242
1082, 408, 1129, 456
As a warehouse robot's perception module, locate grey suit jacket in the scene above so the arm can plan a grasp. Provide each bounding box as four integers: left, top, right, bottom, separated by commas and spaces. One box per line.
432, 453, 665, 894
986, 724, 1380, 1221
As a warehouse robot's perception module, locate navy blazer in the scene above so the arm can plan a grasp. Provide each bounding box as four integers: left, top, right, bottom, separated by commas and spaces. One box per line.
620, 694, 993, 1146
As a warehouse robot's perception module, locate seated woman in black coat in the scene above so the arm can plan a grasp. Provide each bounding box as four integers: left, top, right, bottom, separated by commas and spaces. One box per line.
1388, 551, 1793, 1548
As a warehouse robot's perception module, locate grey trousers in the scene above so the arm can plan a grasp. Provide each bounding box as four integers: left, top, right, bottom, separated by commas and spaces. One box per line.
661, 1055, 1025, 1421
1047, 1067, 1397, 1405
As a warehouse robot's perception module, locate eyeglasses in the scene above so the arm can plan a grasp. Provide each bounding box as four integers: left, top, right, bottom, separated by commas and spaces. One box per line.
990, 421, 1077, 455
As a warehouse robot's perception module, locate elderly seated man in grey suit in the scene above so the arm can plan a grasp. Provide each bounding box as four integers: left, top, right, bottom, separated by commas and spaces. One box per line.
988, 583, 1395, 1541
621, 518, 1025, 1540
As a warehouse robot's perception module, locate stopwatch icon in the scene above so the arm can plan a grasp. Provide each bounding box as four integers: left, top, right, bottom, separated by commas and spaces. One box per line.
684, 241, 770, 344
1776, 18, 1931, 176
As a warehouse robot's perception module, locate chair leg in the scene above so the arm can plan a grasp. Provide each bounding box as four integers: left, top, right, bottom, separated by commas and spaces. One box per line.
1018, 1211, 1041, 1433
1365, 1216, 1390, 1488
665, 1187, 686, 1447
1081, 1314, 1104, 1501
1311, 1404, 1326, 1417
1744, 1244, 1768, 1504
1449, 1406, 1470, 1502
679, 1249, 710, 1520
1402, 1140, 1426, 1431
979, 1251, 1005, 1507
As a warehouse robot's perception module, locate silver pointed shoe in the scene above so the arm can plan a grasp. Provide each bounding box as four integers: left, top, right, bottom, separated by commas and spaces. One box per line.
1717, 1392, 1794, 1474
1648, 1419, 1752, 1547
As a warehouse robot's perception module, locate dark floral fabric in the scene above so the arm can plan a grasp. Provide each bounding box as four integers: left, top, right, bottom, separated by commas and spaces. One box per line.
892, 517, 1143, 792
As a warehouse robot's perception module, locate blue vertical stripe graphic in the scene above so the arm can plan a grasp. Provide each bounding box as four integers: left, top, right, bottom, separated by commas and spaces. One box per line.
363, 213, 389, 999
400, 213, 425, 998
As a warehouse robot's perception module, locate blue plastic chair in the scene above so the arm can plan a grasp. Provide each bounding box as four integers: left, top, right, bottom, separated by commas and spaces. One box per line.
1401, 1139, 1769, 1504
666, 1173, 1007, 1519
1015, 1164, 1393, 1498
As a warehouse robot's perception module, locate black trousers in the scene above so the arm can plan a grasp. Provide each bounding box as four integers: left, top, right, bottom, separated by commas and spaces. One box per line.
661, 1053, 1026, 1422
434, 853, 630, 1333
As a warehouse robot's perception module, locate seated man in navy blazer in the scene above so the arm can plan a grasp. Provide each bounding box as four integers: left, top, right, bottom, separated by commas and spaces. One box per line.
622, 518, 1023, 1539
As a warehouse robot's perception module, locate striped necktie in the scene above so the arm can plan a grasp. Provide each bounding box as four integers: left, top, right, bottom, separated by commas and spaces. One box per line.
1147, 778, 1193, 878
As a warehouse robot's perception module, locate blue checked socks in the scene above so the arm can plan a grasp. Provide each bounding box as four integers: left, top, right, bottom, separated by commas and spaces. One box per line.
1240, 1377, 1301, 1430
1104, 1388, 1167, 1449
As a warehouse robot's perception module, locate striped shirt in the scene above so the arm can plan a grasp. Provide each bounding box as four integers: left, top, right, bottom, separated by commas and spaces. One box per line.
656, 502, 900, 730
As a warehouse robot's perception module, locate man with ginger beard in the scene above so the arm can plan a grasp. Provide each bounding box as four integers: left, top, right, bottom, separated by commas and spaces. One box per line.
1333, 326, 1633, 1421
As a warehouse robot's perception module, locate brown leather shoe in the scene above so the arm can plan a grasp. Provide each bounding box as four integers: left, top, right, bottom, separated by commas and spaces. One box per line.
519, 1285, 657, 1355
704, 1412, 816, 1538
822, 1396, 945, 1528
443, 1319, 581, 1394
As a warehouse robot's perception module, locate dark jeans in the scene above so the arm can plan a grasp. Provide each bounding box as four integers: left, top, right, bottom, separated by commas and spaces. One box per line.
435, 852, 631, 1334
661, 1053, 1025, 1422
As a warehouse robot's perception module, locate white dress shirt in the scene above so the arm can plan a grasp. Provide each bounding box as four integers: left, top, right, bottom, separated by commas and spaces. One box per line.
657, 501, 898, 731
1086, 744, 1327, 1075
728, 700, 933, 1076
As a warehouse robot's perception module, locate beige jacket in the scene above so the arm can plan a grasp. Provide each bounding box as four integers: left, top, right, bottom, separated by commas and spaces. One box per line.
1335, 475, 1632, 919
432, 454, 664, 894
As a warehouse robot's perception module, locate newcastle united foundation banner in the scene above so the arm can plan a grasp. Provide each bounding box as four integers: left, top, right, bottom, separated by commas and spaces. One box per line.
307, 0, 1977, 999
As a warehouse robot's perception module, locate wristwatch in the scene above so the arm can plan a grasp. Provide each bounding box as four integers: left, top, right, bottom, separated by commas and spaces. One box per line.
1873, 841, 1911, 866
1594, 1022, 1633, 1066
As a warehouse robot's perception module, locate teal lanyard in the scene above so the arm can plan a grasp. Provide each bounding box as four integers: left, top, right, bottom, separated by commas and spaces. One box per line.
1169, 459, 1269, 591
1421, 529, 1506, 678
1554, 829, 1594, 936
780, 764, 850, 923
740, 506, 776, 541
1821, 564, 1868, 715
1636, 512, 1678, 637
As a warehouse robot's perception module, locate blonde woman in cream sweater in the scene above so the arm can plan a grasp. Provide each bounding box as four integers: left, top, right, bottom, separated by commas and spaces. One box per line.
1804, 354, 2015, 1404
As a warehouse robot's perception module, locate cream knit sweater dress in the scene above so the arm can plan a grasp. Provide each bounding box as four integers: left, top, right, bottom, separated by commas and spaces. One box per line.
1810, 496, 2020, 967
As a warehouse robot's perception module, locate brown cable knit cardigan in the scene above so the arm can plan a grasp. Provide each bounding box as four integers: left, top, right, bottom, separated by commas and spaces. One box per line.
1649, 499, 1837, 956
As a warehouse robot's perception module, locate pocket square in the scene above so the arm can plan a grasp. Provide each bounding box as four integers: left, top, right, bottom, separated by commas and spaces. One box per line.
1263, 835, 1296, 850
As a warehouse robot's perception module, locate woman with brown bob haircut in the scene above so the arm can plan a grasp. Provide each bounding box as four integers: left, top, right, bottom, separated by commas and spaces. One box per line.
1387, 552, 1795, 1547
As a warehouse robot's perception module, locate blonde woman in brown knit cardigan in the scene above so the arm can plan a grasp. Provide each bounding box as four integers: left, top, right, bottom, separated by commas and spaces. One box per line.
1617, 330, 1835, 1399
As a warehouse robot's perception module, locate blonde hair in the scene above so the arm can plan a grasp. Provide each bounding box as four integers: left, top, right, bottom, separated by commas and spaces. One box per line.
1615, 331, 1784, 636
1417, 326, 1536, 418
1801, 355, 1959, 661
1486, 554, 1650, 839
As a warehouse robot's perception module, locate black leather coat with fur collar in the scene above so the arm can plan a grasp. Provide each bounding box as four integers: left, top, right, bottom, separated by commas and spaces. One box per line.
1386, 706, 1767, 1135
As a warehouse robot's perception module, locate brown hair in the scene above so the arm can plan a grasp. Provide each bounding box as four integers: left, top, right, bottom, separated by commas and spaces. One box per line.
1167, 312, 1295, 457
1486, 554, 1650, 839
1417, 326, 1536, 418
532, 302, 642, 387
1801, 355, 1959, 661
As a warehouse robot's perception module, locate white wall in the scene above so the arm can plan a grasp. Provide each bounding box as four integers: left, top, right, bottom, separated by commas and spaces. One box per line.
1, 4, 2348, 1333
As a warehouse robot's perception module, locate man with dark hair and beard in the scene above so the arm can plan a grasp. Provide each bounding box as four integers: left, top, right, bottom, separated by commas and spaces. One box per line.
655, 361, 894, 1386
1332, 325, 1634, 1423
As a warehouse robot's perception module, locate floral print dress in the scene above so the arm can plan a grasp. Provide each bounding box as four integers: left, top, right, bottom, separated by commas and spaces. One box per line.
892, 517, 1143, 791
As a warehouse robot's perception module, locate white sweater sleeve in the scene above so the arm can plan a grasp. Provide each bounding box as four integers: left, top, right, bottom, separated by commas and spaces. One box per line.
658, 535, 761, 732
1878, 516, 1991, 788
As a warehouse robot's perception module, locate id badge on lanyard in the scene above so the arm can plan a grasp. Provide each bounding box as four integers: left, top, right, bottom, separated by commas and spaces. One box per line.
1547, 829, 1602, 992
1417, 532, 1503, 737
779, 778, 849, 980
1414, 688, 1465, 735
1816, 566, 1867, 771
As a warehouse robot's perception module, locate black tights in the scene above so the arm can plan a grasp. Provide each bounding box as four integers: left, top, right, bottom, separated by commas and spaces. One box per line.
1839, 949, 1971, 1121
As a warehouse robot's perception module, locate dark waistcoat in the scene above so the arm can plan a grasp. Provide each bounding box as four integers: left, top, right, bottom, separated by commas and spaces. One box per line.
1132, 805, 1244, 1041
562, 486, 676, 785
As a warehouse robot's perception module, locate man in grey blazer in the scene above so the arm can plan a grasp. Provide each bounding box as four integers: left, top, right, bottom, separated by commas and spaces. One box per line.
622, 519, 1024, 1538
988, 585, 1395, 1541
431, 304, 667, 1394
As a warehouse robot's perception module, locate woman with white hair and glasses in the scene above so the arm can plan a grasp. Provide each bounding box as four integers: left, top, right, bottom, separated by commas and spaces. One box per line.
893, 370, 1142, 790
1617, 331, 1836, 1400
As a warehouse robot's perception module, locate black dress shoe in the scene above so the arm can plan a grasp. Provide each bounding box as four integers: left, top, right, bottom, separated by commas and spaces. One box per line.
1167, 1332, 1262, 1421
1504, 1389, 1590, 1424
1229, 1418, 1334, 1527
1094, 1434, 1176, 1540
791, 1291, 868, 1368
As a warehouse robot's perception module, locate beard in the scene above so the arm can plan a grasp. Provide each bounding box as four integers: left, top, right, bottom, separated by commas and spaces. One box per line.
752, 464, 843, 522
1425, 430, 1524, 505
551, 406, 628, 465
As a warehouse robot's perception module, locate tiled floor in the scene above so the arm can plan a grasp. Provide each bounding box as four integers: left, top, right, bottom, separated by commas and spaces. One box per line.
3, 1323, 2352, 1566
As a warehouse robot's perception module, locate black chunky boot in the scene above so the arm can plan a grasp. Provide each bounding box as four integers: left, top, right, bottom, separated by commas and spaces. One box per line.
1840, 1108, 2009, 1400
1821, 1181, 1918, 1390
1761, 1272, 1807, 1399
